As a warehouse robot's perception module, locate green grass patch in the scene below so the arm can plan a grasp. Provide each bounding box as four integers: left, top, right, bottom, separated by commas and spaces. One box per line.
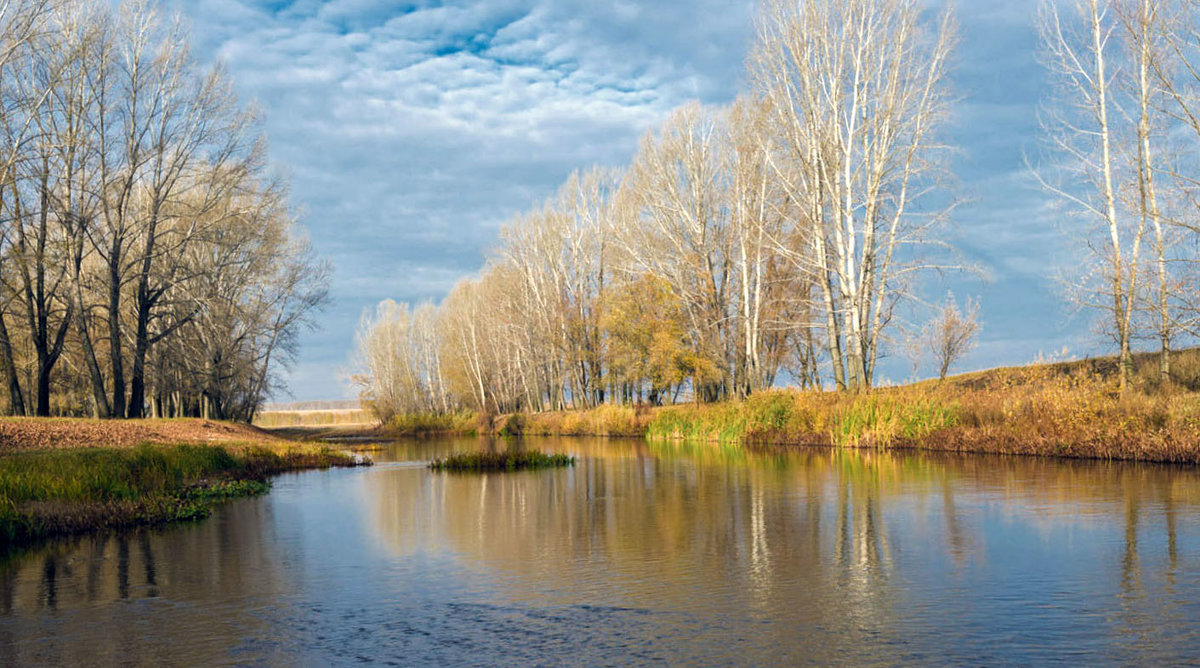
429, 450, 575, 472
0, 443, 363, 552
644, 389, 961, 448
183, 479, 272, 501
828, 394, 960, 446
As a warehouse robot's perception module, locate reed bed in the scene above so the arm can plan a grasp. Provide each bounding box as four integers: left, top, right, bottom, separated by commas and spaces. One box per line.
428, 450, 575, 471
519, 404, 650, 437
387, 411, 479, 436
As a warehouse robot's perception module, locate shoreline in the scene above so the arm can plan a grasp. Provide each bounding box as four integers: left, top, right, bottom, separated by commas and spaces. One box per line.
0, 418, 371, 556
370, 367, 1200, 466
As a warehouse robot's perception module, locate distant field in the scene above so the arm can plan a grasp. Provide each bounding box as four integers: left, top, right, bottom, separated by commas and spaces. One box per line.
254, 409, 377, 428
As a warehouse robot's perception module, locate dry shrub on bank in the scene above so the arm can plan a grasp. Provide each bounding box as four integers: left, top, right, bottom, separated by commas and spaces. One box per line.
387, 412, 478, 436
522, 404, 649, 437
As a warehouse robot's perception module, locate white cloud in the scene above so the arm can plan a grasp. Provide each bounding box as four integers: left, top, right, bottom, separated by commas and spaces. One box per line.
165, 0, 1103, 398
164, 0, 755, 399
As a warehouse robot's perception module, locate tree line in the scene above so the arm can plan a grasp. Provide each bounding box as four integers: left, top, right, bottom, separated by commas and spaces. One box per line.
360, 0, 1200, 420
0, 0, 327, 420
357, 0, 961, 419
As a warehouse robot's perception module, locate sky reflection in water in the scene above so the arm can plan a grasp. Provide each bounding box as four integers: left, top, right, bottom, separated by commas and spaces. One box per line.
2, 437, 1199, 665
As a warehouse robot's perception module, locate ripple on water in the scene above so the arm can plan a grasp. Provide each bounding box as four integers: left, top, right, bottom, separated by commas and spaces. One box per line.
4, 437, 1200, 665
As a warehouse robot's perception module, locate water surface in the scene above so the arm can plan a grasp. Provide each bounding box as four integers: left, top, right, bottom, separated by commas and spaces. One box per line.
3, 437, 1200, 665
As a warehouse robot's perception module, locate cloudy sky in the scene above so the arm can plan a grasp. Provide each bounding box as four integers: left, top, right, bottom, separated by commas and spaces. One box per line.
166, 0, 1089, 400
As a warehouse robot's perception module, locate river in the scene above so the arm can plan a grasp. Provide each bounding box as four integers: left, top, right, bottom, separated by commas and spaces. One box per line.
2, 436, 1200, 665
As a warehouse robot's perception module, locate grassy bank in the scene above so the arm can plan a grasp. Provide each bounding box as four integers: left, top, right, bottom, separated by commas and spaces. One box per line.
476, 351, 1200, 464
647, 359, 1200, 463
371, 350, 1200, 465
0, 422, 365, 553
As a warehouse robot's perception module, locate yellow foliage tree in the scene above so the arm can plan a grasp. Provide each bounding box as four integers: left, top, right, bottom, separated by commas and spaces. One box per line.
601, 274, 720, 404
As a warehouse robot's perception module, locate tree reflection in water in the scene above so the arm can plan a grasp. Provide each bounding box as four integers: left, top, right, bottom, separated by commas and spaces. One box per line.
3, 438, 1200, 665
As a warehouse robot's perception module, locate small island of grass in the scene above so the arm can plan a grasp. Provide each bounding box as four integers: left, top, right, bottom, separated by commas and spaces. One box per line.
429, 450, 574, 471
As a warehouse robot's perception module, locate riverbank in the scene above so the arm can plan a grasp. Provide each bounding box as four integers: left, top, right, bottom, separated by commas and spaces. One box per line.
0, 418, 367, 552
378, 351, 1200, 465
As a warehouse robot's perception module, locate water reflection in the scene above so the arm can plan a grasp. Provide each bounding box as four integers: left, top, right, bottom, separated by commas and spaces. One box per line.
0, 495, 296, 665
364, 438, 1200, 663
3, 438, 1200, 665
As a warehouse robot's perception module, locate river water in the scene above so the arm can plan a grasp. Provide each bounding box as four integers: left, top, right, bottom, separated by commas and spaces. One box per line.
3, 436, 1200, 666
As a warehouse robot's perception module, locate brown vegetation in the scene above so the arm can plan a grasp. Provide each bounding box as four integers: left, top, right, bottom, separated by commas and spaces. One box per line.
388, 349, 1200, 466
650, 349, 1200, 463
0, 417, 286, 454
253, 409, 377, 429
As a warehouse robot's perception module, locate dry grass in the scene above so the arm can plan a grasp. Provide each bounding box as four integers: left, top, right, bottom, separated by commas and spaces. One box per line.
518, 404, 651, 437
387, 411, 479, 436
492, 349, 1200, 464
253, 409, 376, 428
0, 417, 287, 453
644, 360, 1200, 463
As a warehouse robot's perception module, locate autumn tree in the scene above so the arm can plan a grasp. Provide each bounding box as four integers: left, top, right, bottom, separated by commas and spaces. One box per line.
619, 102, 733, 401
601, 273, 718, 405
0, 0, 326, 419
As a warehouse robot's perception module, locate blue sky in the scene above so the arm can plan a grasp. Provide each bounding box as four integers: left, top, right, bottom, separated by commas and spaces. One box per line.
168, 0, 1092, 400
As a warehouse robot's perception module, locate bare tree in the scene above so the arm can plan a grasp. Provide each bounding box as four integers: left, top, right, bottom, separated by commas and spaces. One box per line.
750, 0, 958, 391
925, 293, 980, 381
358, 0, 962, 409
728, 95, 790, 396
1117, 0, 1174, 382
0, 0, 96, 415
0, 1, 326, 419
1037, 0, 1200, 389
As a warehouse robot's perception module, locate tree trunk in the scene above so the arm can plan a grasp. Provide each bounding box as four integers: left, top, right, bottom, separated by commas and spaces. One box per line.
73, 281, 110, 417
0, 313, 25, 416
108, 257, 126, 417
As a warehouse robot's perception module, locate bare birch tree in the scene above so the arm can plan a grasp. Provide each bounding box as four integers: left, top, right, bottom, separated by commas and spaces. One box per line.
1038, 0, 1142, 389
728, 95, 790, 396
750, 0, 957, 391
